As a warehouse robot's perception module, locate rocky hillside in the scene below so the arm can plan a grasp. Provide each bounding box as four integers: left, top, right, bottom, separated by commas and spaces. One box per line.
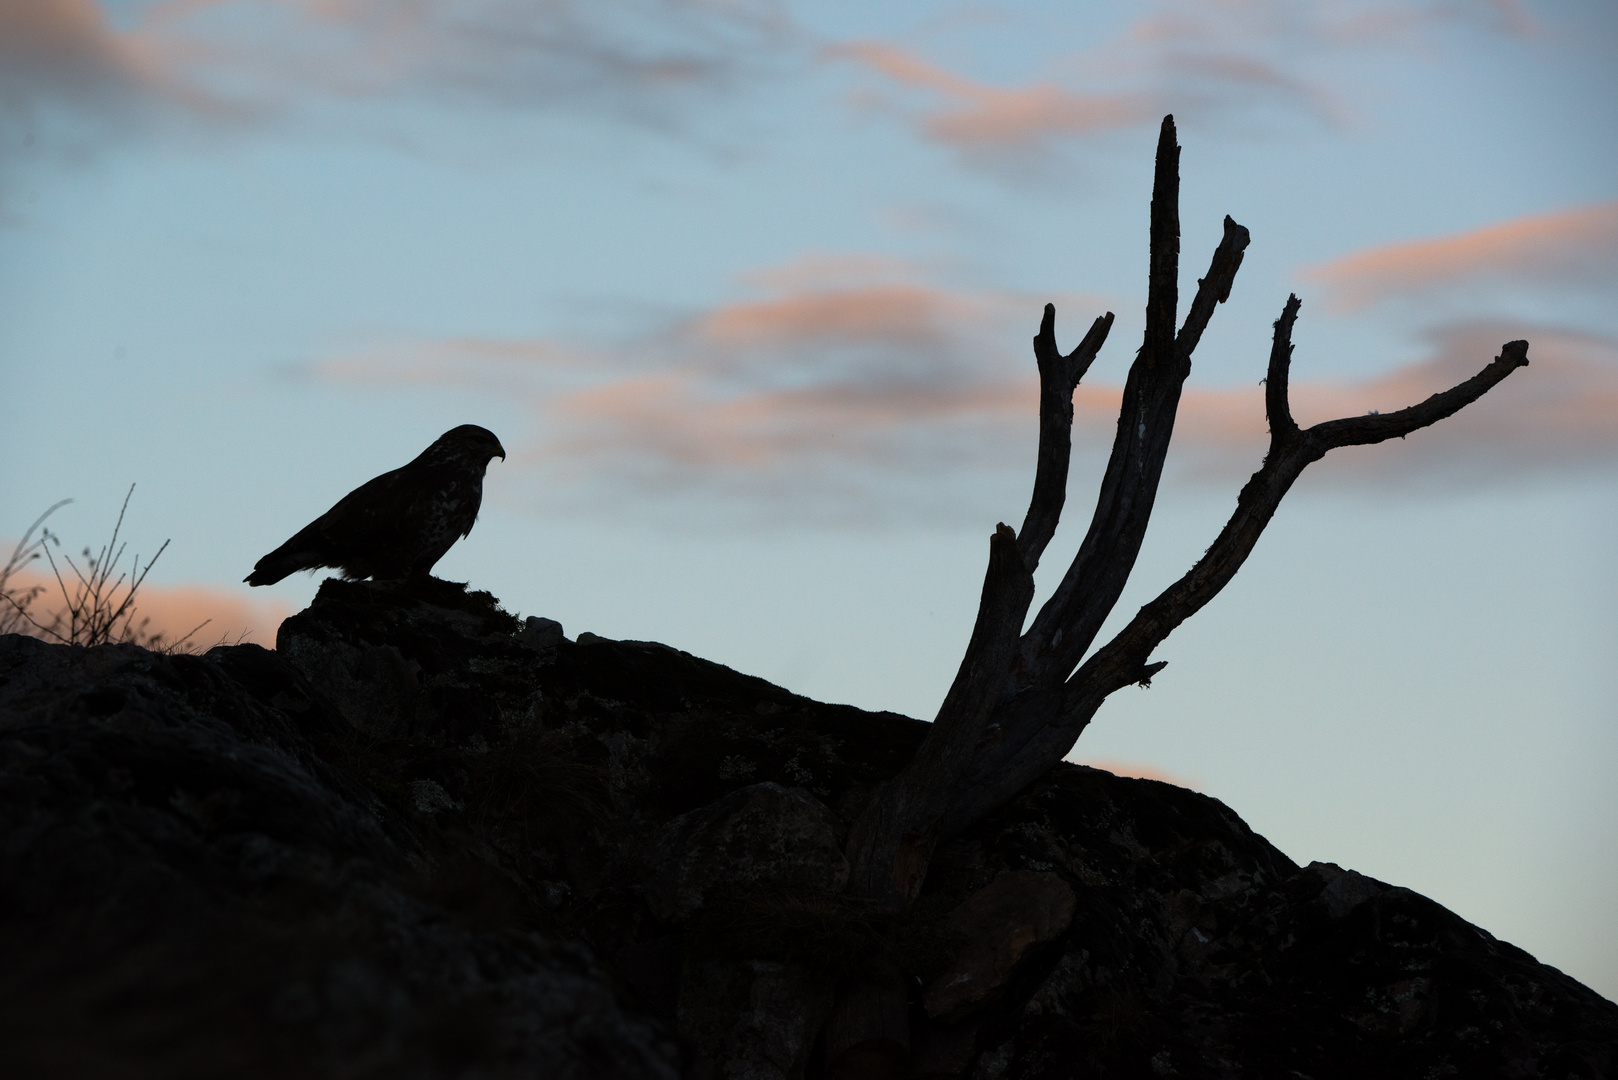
2, 579, 1613, 1079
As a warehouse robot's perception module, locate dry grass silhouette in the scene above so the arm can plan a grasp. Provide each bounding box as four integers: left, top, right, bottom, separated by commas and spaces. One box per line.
1, 485, 209, 652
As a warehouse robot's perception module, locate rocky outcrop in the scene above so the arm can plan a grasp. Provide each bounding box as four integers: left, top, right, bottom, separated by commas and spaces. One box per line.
930, 769, 1618, 1079
2, 577, 1613, 1079
0, 631, 678, 1080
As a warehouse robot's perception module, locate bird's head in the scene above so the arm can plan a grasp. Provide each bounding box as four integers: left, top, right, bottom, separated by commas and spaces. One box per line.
436, 424, 507, 464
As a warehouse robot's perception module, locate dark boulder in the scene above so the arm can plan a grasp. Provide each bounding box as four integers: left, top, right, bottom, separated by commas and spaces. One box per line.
641, 781, 849, 924
922, 870, 1076, 1023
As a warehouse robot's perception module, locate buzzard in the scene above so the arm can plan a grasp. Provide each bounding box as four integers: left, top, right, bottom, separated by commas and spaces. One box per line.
245, 425, 506, 587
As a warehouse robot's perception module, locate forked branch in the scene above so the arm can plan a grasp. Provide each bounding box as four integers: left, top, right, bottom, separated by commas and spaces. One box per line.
1069, 306, 1531, 706
848, 115, 1534, 885
937, 305, 1529, 838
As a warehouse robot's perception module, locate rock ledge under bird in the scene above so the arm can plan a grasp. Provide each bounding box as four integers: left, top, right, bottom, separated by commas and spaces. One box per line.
245, 424, 505, 587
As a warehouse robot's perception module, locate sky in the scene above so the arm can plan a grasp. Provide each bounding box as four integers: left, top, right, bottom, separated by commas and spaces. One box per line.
2, 0, 1615, 998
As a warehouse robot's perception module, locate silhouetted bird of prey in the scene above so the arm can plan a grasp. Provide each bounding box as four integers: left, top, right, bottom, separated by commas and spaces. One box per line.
245, 425, 506, 587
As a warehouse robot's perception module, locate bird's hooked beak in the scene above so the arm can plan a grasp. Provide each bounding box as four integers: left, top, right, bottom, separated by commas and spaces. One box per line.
495, 442, 506, 461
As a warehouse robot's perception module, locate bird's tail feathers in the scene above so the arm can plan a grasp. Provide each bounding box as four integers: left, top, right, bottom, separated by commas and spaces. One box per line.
244, 544, 324, 587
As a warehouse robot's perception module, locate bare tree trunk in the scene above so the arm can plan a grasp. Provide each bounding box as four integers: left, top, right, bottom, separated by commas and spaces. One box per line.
822, 116, 1529, 1078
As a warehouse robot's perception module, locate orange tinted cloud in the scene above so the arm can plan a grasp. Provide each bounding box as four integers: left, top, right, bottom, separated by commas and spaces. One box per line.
830, 41, 1150, 150
1163, 323, 1618, 484
554, 372, 1035, 470
737, 252, 937, 293
695, 283, 1001, 349
1077, 758, 1199, 789
311, 263, 1068, 520
314, 267, 1051, 388
1302, 202, 1618, 311
539, 319, 1618, 501
537, 269, 1066, 484
4, 571, 292, 650
114, 582, 292, 649
312, 252, 1616, 521
1294, 323, 1618, 483
700, 286, 952, 346
0, 0, 184, 118
828, 0, 1472, 158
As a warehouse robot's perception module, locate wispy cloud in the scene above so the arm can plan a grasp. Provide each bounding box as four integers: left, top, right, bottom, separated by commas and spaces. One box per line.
309, 257, 1618, 524
2, 0, 794, 161
1302, 201, 1618, 311
158, 0, 792, 115
1, 0, 149, 107
828, 41, 1152, 151
4, 0, 1550, 175
1160, 321, 1618, 486
1295, 322, 1618, 485
312, 257, 1077, 522
827, 0, 1538, 167
0, 0, 233, 153
1127, 0, 1536, 51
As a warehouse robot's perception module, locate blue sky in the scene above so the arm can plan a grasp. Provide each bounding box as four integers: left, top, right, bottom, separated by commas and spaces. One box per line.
3, 0, 1615, 997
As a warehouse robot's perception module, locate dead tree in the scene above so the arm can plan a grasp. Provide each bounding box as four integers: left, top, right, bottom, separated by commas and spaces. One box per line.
823, 115, 1529, 1075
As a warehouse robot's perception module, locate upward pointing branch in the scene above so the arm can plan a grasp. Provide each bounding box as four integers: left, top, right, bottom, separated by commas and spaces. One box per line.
1017, 306, 1114, 571
1014, 118, 1249, 691
844, 116, 1253, 909
1144, 115, 1181, 367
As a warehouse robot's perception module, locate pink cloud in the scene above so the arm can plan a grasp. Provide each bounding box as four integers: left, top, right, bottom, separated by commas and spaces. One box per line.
1302, 202, 1618, 311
